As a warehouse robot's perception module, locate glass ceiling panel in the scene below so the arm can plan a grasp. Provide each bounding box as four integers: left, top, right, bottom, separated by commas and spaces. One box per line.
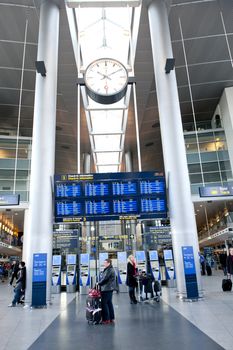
94, 134, 121, 151
96, 152, 120, 164
91, 110, 123, 133
76, 7, 132, 66
98, 165, 119, 173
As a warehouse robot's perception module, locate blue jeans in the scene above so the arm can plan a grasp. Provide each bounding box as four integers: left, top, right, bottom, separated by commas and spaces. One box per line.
12, 286, 22, 305
101, 291, 114, 322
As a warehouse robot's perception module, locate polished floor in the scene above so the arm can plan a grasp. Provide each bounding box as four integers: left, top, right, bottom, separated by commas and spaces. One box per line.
0, 272, 232, 350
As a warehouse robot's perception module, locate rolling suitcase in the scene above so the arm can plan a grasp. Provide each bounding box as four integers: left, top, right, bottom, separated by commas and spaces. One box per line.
222, 278, 232, 292
86, 288, 102, 324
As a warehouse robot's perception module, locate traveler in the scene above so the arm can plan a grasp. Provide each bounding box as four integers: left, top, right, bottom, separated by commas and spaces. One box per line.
126, 255, 138, 304
8, 261, 26, 307
198, 252, 206, 275
97, 259, 115, 324
226, 247, 233, 276
219, 251, 227, 275
9, 260, 19, 286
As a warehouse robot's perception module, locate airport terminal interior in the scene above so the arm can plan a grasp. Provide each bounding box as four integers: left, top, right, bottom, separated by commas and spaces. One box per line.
1, 0, 233, 349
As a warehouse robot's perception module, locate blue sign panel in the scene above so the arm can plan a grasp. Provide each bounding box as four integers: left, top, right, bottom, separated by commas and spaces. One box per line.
199, 186, 233, 197
54, 171, 167, 222
0, 194, 20, 206
182, 246, 199, 299
33, 253, 47, 282
32, 253, 47, 307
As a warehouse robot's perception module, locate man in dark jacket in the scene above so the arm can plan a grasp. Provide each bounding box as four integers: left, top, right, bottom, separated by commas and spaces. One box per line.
98, 259, 116, 324
226, 247, 233, 276
8, 261, 26, 307
9, 260, 19, 286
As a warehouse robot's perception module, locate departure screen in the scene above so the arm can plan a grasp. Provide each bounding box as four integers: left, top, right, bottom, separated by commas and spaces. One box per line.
113, 199, 137, 214
112, 181, 137, 195
140, 180, 165, 195
54, 172, 167, 222
55, 183, 81, 198
85, 200, 110, 215
56, 201, 82, 216
141, 198, 166, 212
85, 182, 109, 196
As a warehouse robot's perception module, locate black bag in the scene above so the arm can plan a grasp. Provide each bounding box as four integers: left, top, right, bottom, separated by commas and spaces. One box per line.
86, 290, 102, 324
222, 278, 232, 292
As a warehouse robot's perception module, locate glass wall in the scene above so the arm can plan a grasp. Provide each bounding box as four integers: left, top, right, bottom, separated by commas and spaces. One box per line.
0, 136, 32, 202
184, 129, 233, 194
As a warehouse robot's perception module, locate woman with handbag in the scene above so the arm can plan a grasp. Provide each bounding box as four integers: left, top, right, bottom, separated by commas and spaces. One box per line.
126, 255, 138, 304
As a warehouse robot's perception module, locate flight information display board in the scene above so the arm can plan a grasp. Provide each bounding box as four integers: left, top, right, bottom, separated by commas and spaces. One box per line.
54, 172, 167, 222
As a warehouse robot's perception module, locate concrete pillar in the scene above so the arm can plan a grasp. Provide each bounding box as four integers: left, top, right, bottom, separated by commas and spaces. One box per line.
23, 0, 60, 305
147, 0, 202, 298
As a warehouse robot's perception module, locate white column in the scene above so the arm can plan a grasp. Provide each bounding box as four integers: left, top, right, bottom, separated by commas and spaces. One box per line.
83, 152, 91, 174
147, 0, 202, 298
125, 151, 133, 172
125, 151, 137, 254
84, 153, 91, 255
23, 0, 60, 305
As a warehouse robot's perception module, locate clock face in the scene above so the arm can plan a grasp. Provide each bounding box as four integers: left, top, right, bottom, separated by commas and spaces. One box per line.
84, 58, 128, 104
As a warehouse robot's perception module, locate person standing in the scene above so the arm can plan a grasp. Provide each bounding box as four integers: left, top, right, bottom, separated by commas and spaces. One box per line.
9, 260, 19, 286
219, 251, 227, 276
226, 247, 233, 276
98, 259, 116, 324
8, 261, 26, 307
126, 255, 138, 304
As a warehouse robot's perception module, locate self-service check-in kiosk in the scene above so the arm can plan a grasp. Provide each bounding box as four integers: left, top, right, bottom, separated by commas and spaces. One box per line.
66, 254, 77, 293
51, 255, 61, 294
164, 249, 176, 288
117, 251, 127, 292
80, 253, 90, 295
149, 250, 160, 281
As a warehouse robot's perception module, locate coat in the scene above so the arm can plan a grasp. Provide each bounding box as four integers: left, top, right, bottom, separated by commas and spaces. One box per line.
126, 262, 137, 287
98, 265, 116, 292
226, 255, 233, 275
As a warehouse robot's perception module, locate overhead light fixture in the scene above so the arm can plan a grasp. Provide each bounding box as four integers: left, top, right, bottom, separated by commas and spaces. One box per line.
35, 61, 46, 77
165, 58, 175, 74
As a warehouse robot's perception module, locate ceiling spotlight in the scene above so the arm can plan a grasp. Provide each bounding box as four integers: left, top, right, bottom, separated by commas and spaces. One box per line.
35, 61, 46, 77
165, 58, 175, 74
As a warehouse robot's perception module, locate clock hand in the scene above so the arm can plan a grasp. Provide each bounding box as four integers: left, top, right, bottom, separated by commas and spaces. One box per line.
97, 71, 111, 80
108, 68, 124, 77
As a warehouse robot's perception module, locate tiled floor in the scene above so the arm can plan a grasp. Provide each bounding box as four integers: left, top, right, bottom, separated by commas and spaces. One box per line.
0, 271, 232, 350
162, 271, 233, 350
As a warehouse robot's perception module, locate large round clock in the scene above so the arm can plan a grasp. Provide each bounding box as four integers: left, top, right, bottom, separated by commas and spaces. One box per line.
84, 58, 128, 105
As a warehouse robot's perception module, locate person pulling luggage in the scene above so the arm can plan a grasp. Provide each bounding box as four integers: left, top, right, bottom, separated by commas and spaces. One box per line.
226, 247, 233, 277
97, 259, 116, 325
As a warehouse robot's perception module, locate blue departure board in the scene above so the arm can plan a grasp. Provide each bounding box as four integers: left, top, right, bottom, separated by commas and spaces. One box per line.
113, 199, 137, 214
85, 200, 110, 215
112, 181, 137, 195
54, 172, 167, 222
85, 182, 109, 196
56, 183, 81, 198
56, 201, 82, 216
141, 198, 166, 212
140, 180, 165, 194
